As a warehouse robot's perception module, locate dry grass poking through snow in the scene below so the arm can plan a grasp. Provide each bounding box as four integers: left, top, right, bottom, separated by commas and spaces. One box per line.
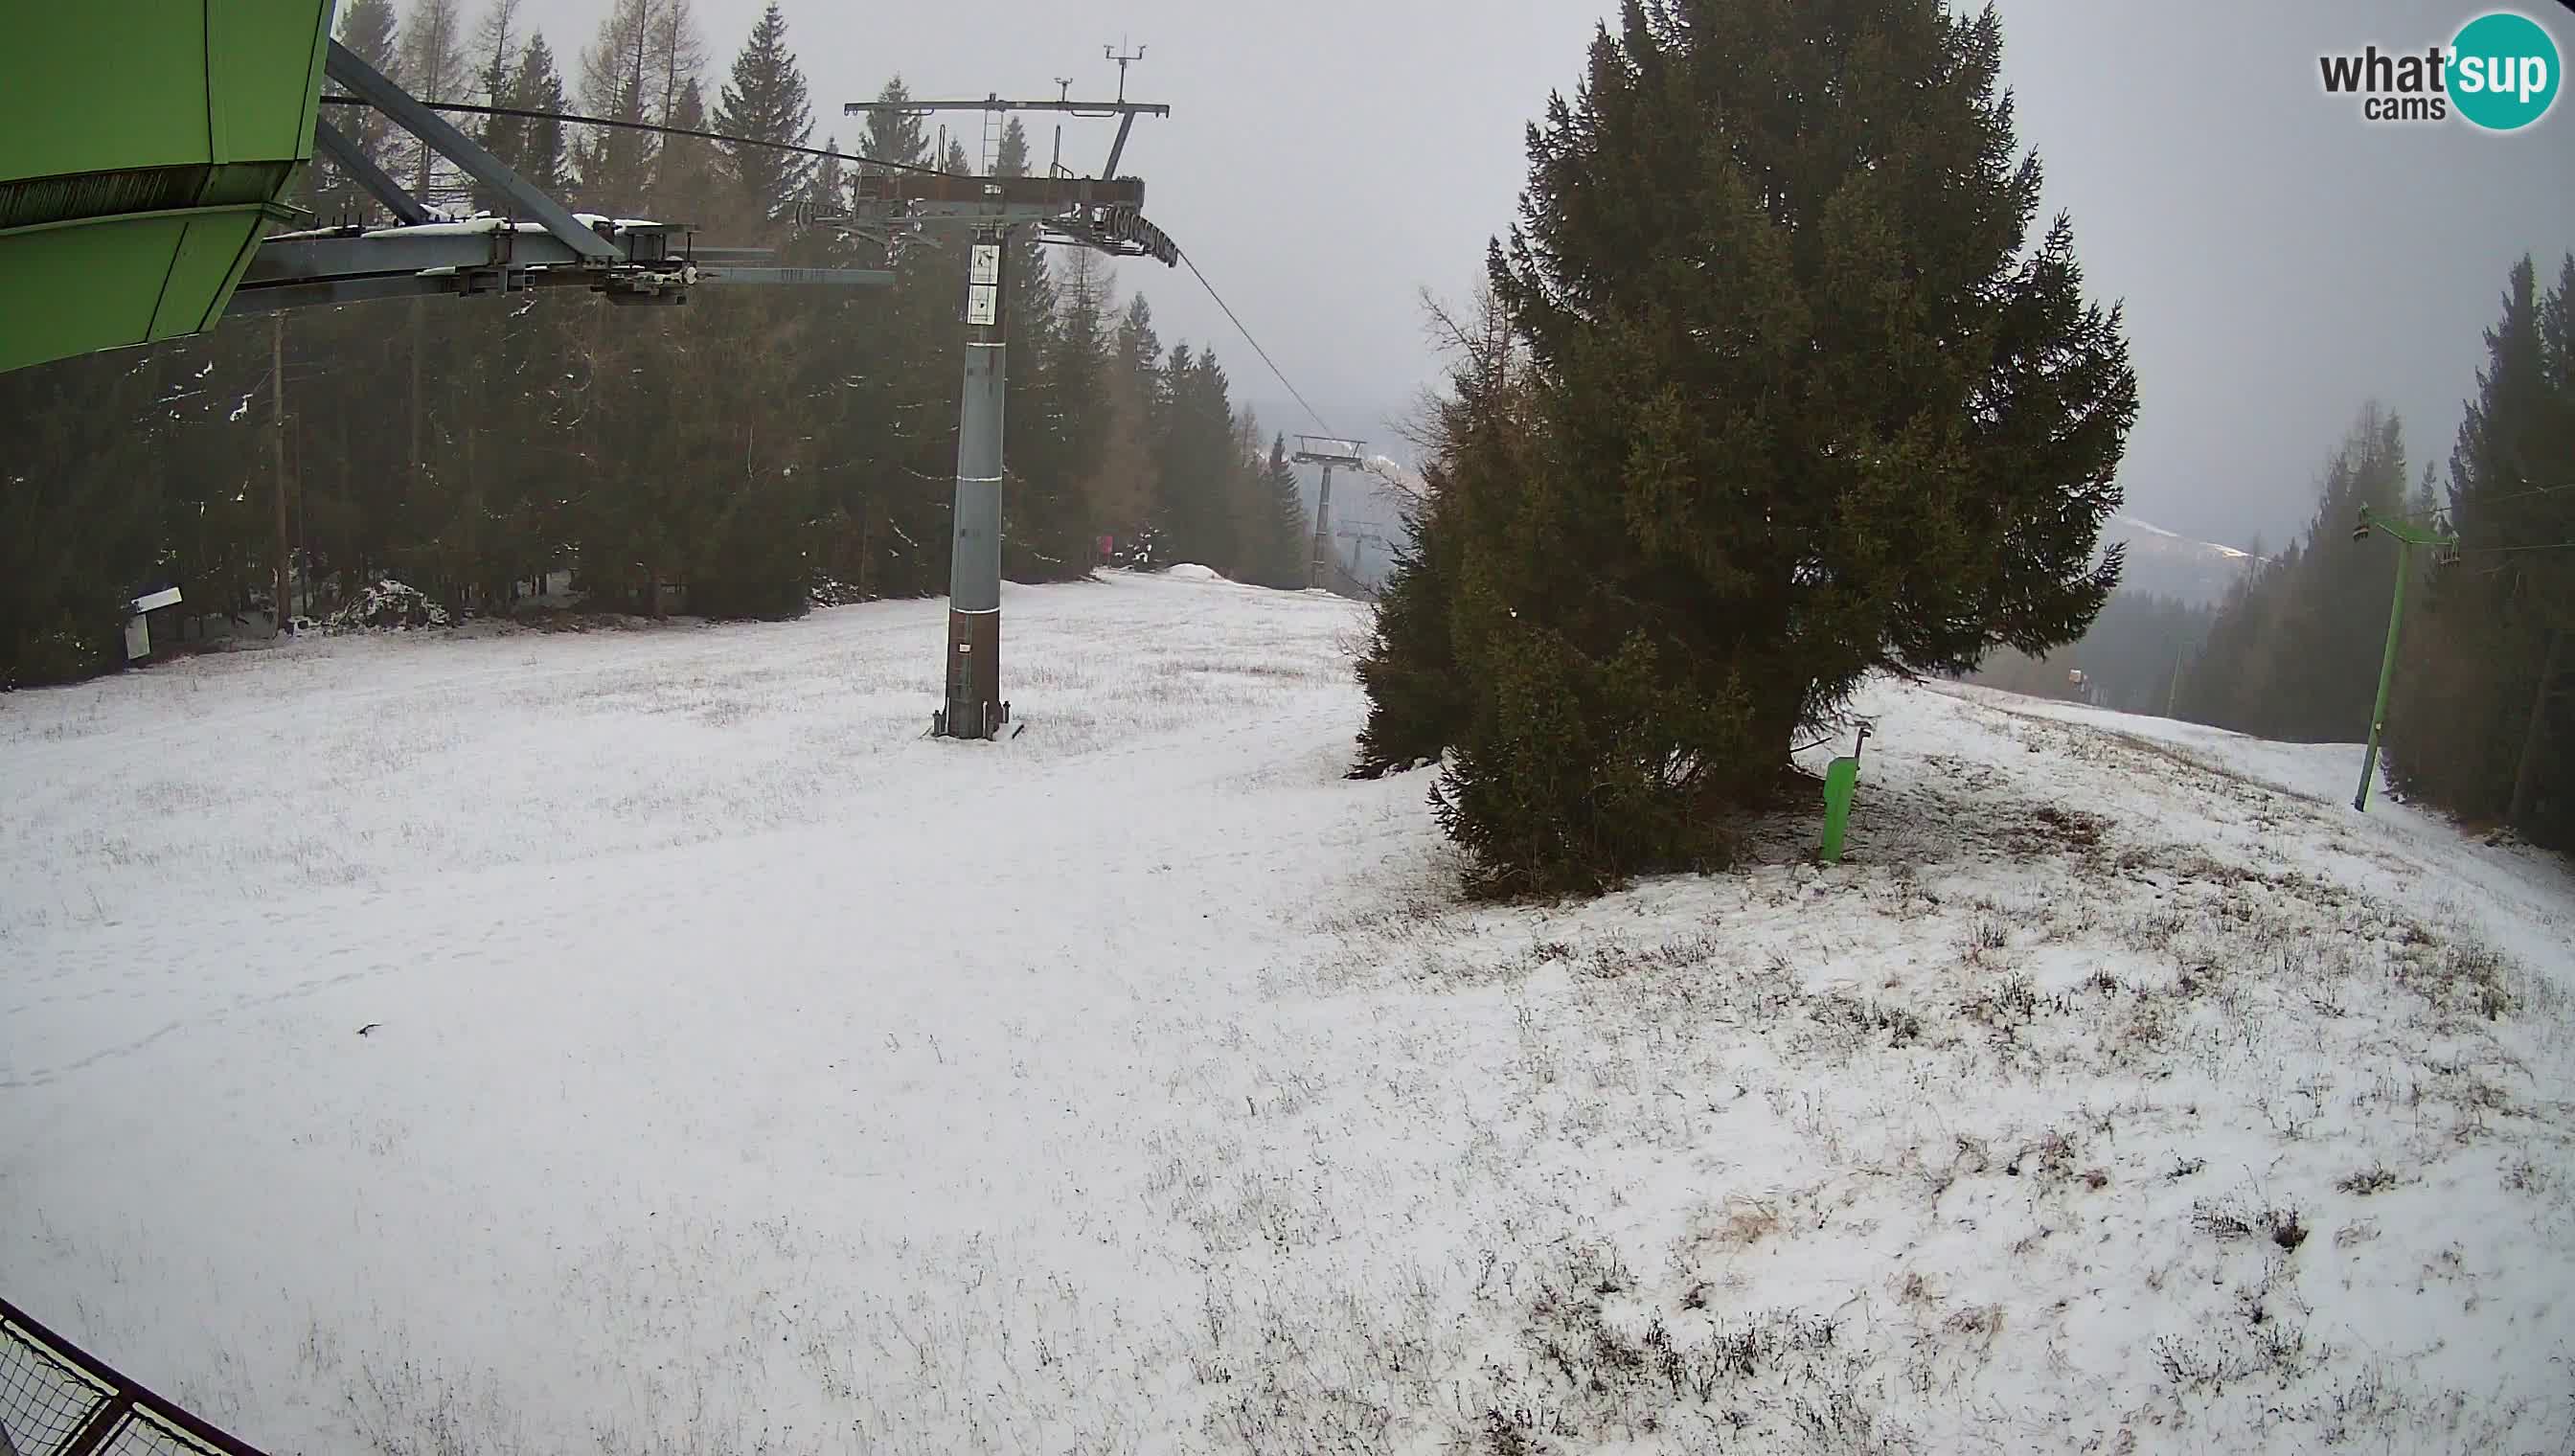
4, 582, 2570, 1456
1254, 687, 2575, 1455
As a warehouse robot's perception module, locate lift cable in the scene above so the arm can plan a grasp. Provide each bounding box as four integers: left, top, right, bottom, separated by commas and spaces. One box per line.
1174, 246, 1336, 438
315, 95, 1353, 455
2458, 536, 2575, 555
316, 95, 951, 178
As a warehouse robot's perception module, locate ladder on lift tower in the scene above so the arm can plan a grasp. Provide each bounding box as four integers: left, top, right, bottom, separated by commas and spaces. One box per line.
981, 105, 1007, 175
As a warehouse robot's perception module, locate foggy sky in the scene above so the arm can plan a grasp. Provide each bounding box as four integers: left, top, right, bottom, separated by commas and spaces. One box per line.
512, 0, 2575, 550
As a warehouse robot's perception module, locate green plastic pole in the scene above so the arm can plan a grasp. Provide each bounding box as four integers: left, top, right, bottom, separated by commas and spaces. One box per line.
2354, 538, 2411, 812
1819, 757, 1859, 862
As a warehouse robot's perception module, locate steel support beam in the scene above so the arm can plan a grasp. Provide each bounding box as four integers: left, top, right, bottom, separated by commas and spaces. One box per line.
850, 174, 1143, 208
236, 228, 889, 314
844, 96, 1169, 119
247, 223, 693, 282
246, 228, 557, 281
312, 118, 434, 226
703, 266, 896, 287
227, 268, 546, 313
324, 39, 619, 262
1105, 112, 1138, 178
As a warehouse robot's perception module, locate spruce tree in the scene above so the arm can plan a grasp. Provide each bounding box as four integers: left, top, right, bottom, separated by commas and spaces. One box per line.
1151, 347, 1245, 572
1352, 478, 1466, 773
1265, 433, 1310, 586
1355, 284, 1519, 776
2389, 255, 2575, 844
713, 2, 813, 234
993, 120, 1054, 327
859, 78, 930, 174
2173, 406, 2406, 742
648, 79, 723, 222
1045, 251, 1114, 559
511, 34, 571, 197
805, 135, 845, 218
1097, 293, 1166, 546
1396, 0, 2138, 895
1115, 295, 1161, 385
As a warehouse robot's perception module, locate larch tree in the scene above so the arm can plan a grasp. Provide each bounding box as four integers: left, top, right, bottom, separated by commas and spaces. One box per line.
396, 0, 469, 200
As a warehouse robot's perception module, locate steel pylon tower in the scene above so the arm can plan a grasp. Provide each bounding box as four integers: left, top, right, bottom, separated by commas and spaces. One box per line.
942, 228, 1009, 738
844, 70, 1175, 739
1291, 435, 1368, 591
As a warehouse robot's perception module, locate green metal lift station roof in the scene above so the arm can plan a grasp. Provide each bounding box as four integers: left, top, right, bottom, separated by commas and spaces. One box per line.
1, 3, 335, 375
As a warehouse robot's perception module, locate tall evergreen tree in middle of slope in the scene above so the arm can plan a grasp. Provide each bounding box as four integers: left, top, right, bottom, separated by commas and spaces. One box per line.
1395, 0, 2139, 896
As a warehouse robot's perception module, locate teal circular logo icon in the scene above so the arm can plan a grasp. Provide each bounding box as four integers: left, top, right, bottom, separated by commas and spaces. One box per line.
2450, 11, 2561, 130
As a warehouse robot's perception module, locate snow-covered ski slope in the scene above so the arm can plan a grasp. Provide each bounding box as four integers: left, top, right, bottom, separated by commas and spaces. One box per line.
3, 571, 2569, 1454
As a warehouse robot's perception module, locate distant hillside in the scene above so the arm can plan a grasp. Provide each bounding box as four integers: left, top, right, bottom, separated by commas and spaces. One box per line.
2105, 513, 2261, 604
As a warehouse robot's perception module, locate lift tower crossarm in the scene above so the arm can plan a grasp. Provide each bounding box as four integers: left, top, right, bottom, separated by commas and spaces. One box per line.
843, 97, 1171, 118
2355, 507, 2454, 551
841, 95, 1168, 178
325, 38, 620, 262
844, 173, 1177, 266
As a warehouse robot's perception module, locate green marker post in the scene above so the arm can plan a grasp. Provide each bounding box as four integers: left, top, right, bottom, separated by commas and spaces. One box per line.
1819, 724, 1871, 863
2351, 506, 2457, 812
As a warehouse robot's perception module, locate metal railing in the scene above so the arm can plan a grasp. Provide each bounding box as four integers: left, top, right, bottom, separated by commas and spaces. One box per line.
0, 1298, 270, 1456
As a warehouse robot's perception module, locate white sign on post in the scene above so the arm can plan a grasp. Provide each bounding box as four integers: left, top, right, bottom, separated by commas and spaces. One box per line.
969, 244, 1000, 284
966, 284, 999, 326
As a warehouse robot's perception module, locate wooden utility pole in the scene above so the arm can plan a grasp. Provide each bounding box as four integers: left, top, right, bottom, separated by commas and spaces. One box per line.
272, 312, 292, 636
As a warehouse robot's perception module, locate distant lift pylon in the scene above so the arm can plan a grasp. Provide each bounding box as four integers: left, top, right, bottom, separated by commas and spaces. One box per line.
1291, 436, 1368, 592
